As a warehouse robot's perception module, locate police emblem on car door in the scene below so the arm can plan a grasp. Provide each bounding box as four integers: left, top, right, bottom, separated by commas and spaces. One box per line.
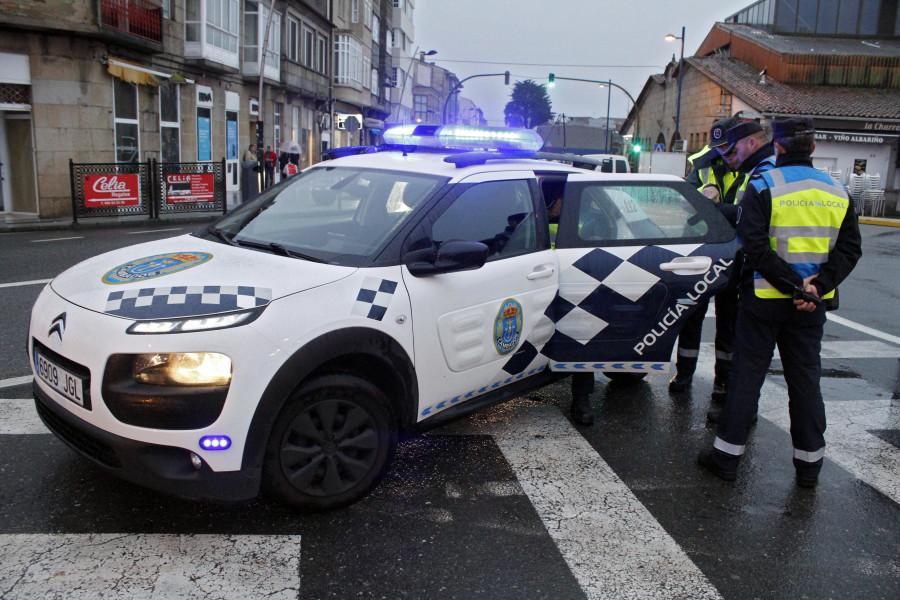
543, 173, 739, 374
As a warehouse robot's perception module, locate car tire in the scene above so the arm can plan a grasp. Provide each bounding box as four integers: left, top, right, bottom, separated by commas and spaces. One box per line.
263, 374, 397, 510
603, 372, 647, 385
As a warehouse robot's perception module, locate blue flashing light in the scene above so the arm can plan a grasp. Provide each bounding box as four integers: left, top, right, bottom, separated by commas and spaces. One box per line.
383, 124, 543, 152
199, 435, 232, 451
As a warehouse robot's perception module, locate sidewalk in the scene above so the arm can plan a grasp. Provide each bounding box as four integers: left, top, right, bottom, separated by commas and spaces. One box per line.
0, 192, 243, 233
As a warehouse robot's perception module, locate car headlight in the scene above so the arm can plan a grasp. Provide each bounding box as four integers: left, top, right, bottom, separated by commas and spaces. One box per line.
133, 352, 232, 386
126, 307, 263, 335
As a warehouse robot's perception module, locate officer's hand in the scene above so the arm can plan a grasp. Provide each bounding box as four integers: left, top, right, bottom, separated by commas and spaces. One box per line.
794, 275, 820, 312
702, 186, 720, 201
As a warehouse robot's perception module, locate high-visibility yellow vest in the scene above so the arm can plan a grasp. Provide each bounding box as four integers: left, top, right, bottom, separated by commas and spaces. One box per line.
688, 146, 738, 198
751, 166, 850, 299
549, 222, 558, 249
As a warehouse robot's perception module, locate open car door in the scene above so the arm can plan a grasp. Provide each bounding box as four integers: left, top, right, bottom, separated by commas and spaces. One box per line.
542, 173, 739, 378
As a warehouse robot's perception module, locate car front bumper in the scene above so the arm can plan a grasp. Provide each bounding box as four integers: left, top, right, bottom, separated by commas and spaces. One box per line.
34, 382, 262, 503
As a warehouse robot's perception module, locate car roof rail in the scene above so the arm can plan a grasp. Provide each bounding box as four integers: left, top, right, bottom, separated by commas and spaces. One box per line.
321, 146, 379, 160
443, 150, 537, 168
533, 152, 609, 168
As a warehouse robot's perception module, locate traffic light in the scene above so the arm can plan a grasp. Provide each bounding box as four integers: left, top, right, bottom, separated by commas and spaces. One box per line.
548, 73, 555, 87
632, 142, 642, 154
504, 70, 510, 85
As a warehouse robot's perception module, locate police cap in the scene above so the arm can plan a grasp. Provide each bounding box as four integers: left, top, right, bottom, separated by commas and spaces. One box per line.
772, 117, 815, 140
718, 120, 764, 155
708, 116, 739, 148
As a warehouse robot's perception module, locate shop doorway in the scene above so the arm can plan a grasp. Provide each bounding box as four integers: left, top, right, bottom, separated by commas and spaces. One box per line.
0, 112, 37, 214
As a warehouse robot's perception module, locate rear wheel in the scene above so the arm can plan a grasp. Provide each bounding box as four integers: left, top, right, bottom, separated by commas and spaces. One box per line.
263, 374, 397, 510
603, 372, 647, 385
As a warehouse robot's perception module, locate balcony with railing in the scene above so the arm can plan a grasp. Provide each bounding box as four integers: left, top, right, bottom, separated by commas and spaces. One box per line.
99, 0, 163, 45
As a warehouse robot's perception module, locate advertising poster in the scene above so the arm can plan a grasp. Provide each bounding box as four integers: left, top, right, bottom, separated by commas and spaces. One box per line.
83, 174, 141, 207
226, 119, 238, 160
165, 173, 215, 203
853, 159, 867, 175
198, 114, 212, 162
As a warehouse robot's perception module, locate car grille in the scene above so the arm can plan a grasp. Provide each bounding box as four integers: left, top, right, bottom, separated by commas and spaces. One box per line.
35, 392, 122, 468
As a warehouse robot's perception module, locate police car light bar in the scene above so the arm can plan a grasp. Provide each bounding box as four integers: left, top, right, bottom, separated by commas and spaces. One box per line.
384, 124, 543, 152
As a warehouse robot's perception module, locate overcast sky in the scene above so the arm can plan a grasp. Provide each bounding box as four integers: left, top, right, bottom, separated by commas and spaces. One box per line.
415, 0, 754, 125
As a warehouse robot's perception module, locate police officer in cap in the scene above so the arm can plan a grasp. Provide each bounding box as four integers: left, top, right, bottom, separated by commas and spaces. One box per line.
697, 117, 862, 488
669, 117, 741, 395
685, 116, 740, 201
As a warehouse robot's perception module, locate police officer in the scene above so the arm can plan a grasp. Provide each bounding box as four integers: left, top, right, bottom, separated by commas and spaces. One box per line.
546, 182, 596, 425
670, 118, 772, 405
697, 117, 862, 487
684, 116, 740, 201
670, 117, 740, 395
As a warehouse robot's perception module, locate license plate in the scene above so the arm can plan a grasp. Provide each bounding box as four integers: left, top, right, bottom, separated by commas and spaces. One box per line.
34, 349, 86, 408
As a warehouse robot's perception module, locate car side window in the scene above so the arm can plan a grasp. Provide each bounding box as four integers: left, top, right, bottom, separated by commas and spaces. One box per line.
575, 183, 709, 243
431, 179, 538, 260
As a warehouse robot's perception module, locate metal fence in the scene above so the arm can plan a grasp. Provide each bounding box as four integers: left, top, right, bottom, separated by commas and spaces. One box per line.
70, 159, 227, 223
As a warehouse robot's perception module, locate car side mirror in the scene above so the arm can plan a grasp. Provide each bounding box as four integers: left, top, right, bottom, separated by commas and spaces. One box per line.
403, 240, 489, 276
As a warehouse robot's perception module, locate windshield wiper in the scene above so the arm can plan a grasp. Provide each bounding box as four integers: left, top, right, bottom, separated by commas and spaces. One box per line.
206, 225, 238, 246
232, 238, 325, 263
268, 242, 325, 263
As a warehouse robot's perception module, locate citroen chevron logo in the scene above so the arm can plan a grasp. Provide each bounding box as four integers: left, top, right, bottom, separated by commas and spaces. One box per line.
49, 312, 66, 341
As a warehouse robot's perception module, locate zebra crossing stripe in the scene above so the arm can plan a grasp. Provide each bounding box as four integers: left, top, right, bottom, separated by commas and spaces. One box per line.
0, 534, 301, 599
441, 404, 724, 600
0, 400, 46, 435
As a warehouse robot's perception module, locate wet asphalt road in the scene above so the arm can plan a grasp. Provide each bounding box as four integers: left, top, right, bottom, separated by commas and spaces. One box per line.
0, 222, 898, 599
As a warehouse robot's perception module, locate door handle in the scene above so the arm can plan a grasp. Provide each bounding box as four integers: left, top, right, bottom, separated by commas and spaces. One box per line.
526, 266, 555, 280
660, 256, 712, 275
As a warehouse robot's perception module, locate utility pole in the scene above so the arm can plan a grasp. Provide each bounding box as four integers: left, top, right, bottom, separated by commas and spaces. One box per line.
255, 0, 277, 185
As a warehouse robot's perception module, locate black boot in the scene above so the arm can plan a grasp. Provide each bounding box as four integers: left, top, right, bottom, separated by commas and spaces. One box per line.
668, 373, 693, 393
697, 448, 739, 481
571, 395, 595, 425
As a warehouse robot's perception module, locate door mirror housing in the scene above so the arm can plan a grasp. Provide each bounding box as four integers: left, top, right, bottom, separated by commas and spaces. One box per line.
403, 240, 489, 276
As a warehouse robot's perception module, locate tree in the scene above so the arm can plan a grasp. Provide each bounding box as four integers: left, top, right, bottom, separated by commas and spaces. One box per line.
504, 79, 553, 129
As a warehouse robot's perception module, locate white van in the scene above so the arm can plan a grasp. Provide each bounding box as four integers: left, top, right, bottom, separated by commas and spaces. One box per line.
578, 154, 631, 173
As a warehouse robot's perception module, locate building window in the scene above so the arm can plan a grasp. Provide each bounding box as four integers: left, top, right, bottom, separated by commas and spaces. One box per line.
184, 0, 239, 66
413, 94, 428, 122
292, 105, 300, 145
287, 17, 299, 61
364, 0, 372, 28
302, 25, 315, 68
372, 14, 379, 40
114, 78, 139, 162
160, 84, 180, 163
243, 1, 281, 69
334, 34, 363, 87
351, 0, 359, 23
317, 35, 327, 74
274, 102, 282, 149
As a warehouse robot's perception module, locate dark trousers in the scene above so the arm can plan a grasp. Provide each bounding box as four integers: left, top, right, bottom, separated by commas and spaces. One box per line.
264, 165, 274, 188
674, 286, 738, 383
571, 372, 594, 399
714, 293, 826, 468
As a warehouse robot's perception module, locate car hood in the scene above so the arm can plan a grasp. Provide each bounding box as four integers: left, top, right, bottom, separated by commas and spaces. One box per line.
50, 234, 355, 319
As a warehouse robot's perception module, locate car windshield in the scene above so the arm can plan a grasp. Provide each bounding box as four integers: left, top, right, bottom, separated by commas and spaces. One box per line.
207, 166, 446, 265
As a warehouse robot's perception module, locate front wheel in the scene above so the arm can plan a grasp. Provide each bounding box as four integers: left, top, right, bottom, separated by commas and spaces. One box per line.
263, 374, 397, 510
603, 372, 647, 385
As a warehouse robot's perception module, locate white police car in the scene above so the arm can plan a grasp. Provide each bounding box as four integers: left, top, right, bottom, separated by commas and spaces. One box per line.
29, 125, 738, 510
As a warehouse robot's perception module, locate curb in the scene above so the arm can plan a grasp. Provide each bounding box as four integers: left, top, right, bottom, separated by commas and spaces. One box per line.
858, 216, 900, 227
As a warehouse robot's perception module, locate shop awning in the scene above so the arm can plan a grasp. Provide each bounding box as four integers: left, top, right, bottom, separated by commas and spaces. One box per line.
106, 57, 195, 85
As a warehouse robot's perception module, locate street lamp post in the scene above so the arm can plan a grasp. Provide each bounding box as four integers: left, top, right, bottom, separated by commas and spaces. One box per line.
604, 80, 611, 152
665, 26, 685, 150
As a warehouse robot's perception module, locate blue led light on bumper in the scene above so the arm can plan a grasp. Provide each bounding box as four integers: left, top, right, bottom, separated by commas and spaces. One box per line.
200, 435, 232, 450
384, 124, 543, 152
